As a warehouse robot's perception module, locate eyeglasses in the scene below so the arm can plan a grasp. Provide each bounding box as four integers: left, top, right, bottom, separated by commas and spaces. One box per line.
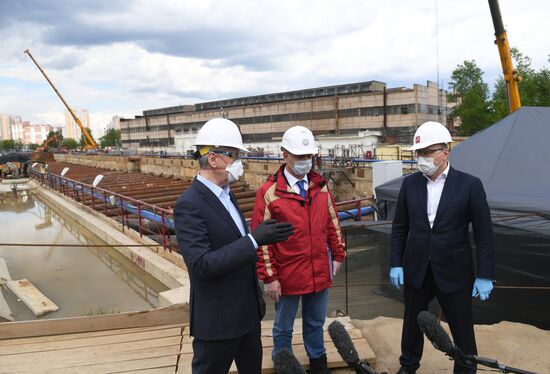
211, 150, 242, 159
416, 147, 445, 156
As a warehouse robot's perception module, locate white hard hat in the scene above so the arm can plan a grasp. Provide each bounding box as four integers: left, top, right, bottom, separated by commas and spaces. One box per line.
281, 126, 319, 155
193, 118, 248, 153
410, 121, 453, 151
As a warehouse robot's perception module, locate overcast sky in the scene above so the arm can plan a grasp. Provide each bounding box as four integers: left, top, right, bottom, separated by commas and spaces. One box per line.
0, 0, 548, 129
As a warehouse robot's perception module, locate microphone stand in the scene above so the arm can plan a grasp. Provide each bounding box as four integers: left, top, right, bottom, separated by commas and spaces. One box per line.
467, 355, 537, 374
448, 347, 537, 374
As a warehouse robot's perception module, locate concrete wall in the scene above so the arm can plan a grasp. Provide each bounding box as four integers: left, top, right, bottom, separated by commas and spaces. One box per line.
33, 180, 188, 292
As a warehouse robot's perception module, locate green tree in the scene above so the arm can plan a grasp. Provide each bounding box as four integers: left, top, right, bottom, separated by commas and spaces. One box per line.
62, 138, 79, 149
448, 60, 495, 135
28, 143, 39, 151
44, 130, 63, 148
492, 50, 550, 119
79, 127, 96, 147
1, 139, 16, 151
99, 128, 121, 148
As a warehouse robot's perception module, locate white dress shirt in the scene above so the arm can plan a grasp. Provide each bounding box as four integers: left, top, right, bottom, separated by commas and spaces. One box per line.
425, 162, 450, 228
196, 174, 258, 248
284, 166, 308, 195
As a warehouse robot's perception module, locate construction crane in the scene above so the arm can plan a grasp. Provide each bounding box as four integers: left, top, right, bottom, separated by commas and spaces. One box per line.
24, 49, 98, 149
488, 0, 522, 113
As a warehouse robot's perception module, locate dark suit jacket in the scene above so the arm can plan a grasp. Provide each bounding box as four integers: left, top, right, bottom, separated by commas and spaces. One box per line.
174, 179, 264, 340
390, 167, 495, 293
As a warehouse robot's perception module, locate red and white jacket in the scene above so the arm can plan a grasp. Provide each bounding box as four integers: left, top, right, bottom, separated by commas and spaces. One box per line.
252, 165, 346, 295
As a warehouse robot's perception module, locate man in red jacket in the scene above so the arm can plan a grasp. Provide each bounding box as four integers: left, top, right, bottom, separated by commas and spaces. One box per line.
252, 126, 346, 374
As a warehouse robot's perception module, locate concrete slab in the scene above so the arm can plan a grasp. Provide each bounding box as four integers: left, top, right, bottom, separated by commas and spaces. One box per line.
159, 286, 189, 307
6, 279, 59, 317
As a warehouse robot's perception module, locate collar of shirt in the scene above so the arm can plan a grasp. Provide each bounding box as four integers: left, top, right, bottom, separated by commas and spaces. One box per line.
284, 165, 309, 190
197, 173, 230, 198
196, 173, 252, 241
424, 162, 450, 183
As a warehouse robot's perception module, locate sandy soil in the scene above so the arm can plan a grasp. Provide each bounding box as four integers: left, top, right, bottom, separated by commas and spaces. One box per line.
352, 317, 549, 374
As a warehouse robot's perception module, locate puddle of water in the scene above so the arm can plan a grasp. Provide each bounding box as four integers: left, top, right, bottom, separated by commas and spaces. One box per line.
0, 192, 168, 321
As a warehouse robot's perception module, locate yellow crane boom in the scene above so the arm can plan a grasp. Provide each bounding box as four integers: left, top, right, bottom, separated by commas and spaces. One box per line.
488, 0, 522, 113
24, 49, 98, 149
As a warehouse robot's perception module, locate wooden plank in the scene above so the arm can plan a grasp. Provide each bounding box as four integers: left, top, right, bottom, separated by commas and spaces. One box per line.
176, 353, 192, 374
6, 279, 59, 317
0, 303, 187, 340
0, 327, 183, 355
0, 323, 185, 347
114, 367, 176, 374
0, 336, 180, 365
0, 257, 12, 283
12, 356, 178, 374
0, 257, 14, 322
178, 330, 373, 374
0, 339, 181, 371
260, 328, 364, 347
178, 318, 375, 374
261, 316, 354, 337
261, 316, 353, 331
229, 337, 375, 373
177, 328, 364, 351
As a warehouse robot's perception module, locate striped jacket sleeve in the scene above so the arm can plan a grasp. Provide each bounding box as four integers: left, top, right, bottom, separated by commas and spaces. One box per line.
325, 185, 346, 262
251, 185, 279, 283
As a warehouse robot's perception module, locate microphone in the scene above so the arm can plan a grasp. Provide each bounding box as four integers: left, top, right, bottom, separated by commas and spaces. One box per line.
416, 311, 464, 360
273, 348, 306, 374
328, 320, 384, 374
417, 311, 537, 374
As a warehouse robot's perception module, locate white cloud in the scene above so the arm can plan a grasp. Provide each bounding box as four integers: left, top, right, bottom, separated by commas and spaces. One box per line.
0, 0, 548, 128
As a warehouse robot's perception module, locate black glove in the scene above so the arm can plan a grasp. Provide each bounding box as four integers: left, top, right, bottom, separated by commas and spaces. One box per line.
252, 219, 294, 246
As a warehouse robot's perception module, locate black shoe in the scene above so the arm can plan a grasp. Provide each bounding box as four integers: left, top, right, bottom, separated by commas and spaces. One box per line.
395, 366, 417, 374
309, 354, 331, 374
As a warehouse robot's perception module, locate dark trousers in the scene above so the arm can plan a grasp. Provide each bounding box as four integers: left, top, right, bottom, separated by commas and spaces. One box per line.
191, 322, 262, 374
400, 265, 477, 374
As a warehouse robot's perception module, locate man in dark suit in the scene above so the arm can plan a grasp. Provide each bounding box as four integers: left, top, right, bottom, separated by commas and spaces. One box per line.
175, 118, 294, 374
389, 121, 495, 374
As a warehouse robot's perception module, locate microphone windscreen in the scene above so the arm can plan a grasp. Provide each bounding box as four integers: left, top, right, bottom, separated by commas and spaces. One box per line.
273, 348, 306, 374
328, 320, 360, 367
417, 311, 454, 354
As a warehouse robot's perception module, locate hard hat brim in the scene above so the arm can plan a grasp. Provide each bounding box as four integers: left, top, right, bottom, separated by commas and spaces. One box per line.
283, 145, 319, 155
410, 140, 453, 151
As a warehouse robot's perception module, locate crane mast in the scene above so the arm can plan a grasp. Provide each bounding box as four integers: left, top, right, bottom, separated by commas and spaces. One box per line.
24, 49, 98, 149
488, 0, 522, 113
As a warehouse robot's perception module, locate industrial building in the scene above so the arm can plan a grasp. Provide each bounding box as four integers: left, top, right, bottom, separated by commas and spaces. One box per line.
120, 80, 452, 153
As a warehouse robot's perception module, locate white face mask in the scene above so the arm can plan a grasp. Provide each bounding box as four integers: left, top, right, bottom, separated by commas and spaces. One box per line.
292, 159, 312, 176
226, 159, 244, 183
417, 155, 441, 176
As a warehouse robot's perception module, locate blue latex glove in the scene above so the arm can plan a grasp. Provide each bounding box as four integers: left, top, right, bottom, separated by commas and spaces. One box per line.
472, 278, 494, 301
389, 267, 404, 289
